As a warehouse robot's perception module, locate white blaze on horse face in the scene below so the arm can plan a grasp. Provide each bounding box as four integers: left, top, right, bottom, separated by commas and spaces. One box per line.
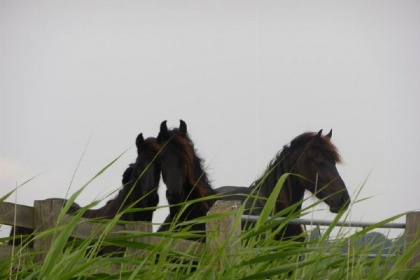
153, 179, 169, 232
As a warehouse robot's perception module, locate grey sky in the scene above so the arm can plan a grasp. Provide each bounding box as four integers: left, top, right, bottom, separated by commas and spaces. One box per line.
1, 1, 419, 237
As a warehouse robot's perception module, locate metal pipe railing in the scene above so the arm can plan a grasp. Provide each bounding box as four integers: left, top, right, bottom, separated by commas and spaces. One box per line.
241, 215, 406, 229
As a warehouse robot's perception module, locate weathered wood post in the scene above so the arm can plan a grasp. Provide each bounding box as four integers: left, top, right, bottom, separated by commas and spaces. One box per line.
206, 200, 241, 269
33, 200, 63, 262
406, 211, 420, 268
125, 222, 153, 258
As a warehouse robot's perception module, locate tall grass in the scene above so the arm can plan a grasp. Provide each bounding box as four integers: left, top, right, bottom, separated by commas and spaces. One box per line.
1, 168, 419, 279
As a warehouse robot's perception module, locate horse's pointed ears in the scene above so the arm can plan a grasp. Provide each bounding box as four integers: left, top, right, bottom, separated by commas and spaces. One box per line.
317, 129, 323, 138
325, 129, 333, 140
179, 119, 187, 136
160, 120, 168, 135
136, 133, 144, 149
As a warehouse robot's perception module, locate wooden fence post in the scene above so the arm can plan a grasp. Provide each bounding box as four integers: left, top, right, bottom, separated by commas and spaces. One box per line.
406, 211, 420, 268
33, 200, 63, 262
206, 200, 241, 269
125, 222, 153, 259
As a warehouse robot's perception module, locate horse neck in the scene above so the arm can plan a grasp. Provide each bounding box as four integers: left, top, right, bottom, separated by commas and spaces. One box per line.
185, 154, 214, 192
82, 199, 118, 219
183, 155, 216, 213
278, 174, 305, 213
257, 153, 306, 214
119, 180, 141, 207
114, 177, 150, 219
85, 181, 144, 219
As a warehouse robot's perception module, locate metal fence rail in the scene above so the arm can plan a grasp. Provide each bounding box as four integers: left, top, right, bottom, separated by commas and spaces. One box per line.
242, 214, 406, 260
242, 215, 406, 229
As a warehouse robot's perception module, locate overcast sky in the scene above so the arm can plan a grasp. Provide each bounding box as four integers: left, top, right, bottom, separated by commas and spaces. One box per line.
1, 1, 419, 238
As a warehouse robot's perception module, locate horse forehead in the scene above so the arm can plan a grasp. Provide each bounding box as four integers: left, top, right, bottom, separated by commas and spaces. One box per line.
145, 136, 156, 141
300, 139, 338, 160
159, 149, 184, 169
144, 136, 158, 145
142, 137, 161, 151
307, 150, 337, 164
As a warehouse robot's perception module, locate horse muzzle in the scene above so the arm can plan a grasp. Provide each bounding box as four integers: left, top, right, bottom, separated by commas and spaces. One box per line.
328, 193, 351, 213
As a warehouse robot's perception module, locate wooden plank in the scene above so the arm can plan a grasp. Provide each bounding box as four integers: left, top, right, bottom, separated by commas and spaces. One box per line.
63, 214, 203, 255
147, 236, 204, 255
0, 244, 34, 262
64, 216, 126, 239
0, 202, 34, 228
64, 215, 203, 255
0, 244, 13, 260
406, 211, 420, 268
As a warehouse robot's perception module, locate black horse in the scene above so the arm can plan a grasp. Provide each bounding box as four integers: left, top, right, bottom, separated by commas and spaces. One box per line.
9, 133, 161, 247
216, 129, 350, 239
156, 120, 217, 236
81, 134, 161, 221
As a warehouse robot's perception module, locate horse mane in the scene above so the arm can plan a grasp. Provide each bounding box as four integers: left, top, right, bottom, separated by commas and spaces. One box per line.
269, 131, 341, 176
287, 131, 341, 163
168, 128, 215, 210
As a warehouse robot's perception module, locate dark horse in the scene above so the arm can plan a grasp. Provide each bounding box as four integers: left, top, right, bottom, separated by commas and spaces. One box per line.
9, 133, 161, 247
82, 133, 161, 221
156, 120, 217, 236
216, 129, 350, 239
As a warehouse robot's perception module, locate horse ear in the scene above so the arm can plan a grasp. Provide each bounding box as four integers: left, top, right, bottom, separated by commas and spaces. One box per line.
325, 129, 332, 140
136, 133, 144, 149
313, 129, 323, 147
179, 119, 187, 136
160, 120, 168, 135
317, 129, 323, 138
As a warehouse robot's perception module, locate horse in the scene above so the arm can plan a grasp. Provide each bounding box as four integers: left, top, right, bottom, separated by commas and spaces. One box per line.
156, 120, 217, 236
216, 129, 350, 240
80, 133, 161, 221
9, 133, 161, 248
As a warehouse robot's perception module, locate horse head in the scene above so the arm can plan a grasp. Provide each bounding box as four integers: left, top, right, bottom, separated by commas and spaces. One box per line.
157, 120, 193, 218
157, 120, 215, 224
157, 120, 192, 197
120, 133, 161, 221
289, 129, 350, 213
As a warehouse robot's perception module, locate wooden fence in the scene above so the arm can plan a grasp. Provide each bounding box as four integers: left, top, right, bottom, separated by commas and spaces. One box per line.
0, 200, 239, 266
1, 200, 419, 267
